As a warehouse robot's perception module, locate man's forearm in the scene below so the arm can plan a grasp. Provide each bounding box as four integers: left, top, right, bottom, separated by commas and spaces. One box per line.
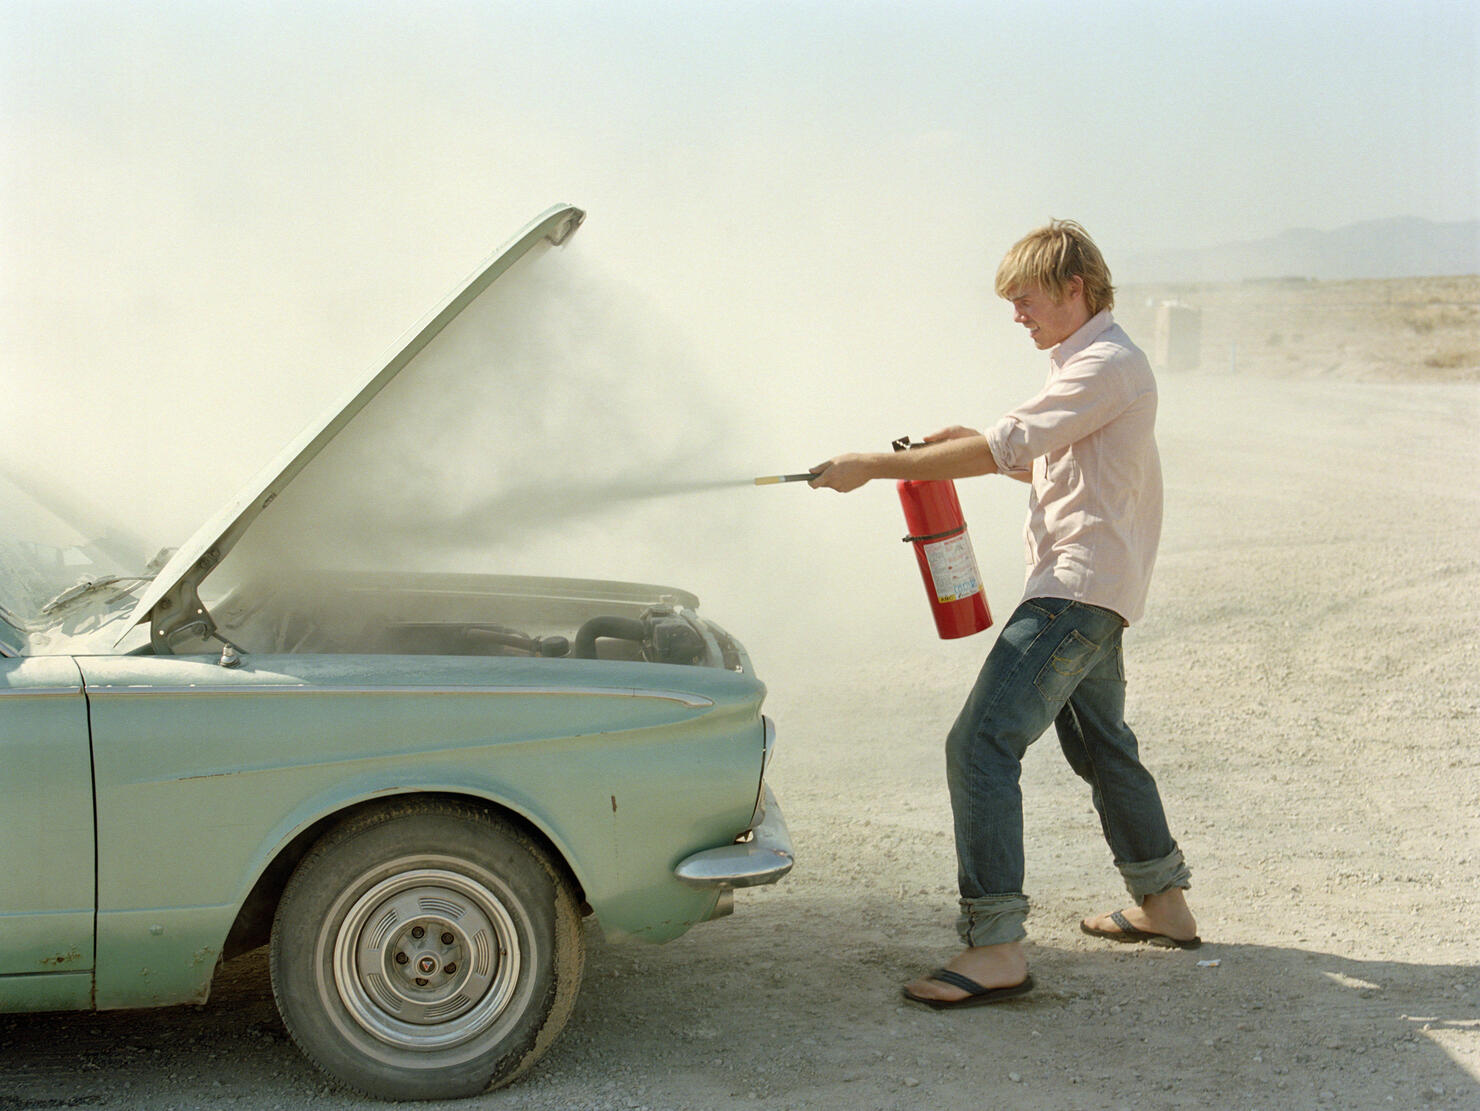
872, 435, 999, 480
811, 435, 999, 492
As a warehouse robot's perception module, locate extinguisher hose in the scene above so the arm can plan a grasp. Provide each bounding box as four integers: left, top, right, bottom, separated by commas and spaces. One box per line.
903, 525, 967, 544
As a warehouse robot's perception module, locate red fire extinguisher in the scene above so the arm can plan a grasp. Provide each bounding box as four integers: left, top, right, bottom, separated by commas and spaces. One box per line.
894, 437, 992, 640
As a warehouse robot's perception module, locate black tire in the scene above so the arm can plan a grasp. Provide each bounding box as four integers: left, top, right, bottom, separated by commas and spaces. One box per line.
268, 799, 584, 1100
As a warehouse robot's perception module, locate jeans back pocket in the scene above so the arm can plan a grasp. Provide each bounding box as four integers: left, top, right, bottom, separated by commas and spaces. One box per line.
1033, 628, 1099, 705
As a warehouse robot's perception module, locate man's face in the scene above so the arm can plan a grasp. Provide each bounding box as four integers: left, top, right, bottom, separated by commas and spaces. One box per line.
1006, 278, 1089, 350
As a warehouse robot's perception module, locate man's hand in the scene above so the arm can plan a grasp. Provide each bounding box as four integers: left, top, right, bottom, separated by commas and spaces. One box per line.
808, 454, 879, 493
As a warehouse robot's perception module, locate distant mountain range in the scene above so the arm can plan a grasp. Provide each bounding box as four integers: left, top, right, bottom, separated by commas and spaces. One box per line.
1120, 217, 1479, 284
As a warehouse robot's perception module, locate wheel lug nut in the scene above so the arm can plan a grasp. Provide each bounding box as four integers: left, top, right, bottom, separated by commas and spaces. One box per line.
441, 932, 455, 945
444, 962, 457, 975
395, 952, 409, 965
410, 926, 425, 939
415, 977, 428, 987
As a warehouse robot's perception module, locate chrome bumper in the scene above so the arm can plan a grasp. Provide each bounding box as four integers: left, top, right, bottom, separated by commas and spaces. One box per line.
674, 786, 794, 889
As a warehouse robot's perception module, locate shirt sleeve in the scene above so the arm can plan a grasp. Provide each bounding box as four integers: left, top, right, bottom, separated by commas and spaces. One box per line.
984, 346, 1138, 474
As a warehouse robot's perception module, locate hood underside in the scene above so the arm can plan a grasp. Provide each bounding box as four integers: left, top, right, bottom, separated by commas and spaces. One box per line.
122, 204, 586, 651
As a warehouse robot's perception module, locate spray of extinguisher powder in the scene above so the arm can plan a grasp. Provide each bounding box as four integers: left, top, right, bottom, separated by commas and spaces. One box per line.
893, 437, 993, 639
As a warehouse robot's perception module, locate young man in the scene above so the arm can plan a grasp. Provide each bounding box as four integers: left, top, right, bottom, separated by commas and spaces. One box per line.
810, 220, 1197, 1008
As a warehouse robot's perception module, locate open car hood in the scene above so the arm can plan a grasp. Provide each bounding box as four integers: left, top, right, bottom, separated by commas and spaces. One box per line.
122, 204, 586, 649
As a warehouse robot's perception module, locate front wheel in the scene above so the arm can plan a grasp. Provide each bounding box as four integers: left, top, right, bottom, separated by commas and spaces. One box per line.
269, 800, 584, 1100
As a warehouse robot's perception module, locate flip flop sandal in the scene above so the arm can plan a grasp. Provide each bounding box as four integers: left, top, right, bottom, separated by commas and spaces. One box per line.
902, 969, 1035, 1009
1081, 909, 1202, 949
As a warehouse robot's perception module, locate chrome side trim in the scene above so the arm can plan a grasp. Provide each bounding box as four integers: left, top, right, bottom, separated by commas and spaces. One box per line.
747, 716, 778, 828
674, 787, 794, 889
81, 684, 715, 708
0, 687, 83, 698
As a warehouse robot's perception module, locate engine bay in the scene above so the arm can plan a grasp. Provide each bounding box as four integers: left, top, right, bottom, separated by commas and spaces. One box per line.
193, 570, 746, 670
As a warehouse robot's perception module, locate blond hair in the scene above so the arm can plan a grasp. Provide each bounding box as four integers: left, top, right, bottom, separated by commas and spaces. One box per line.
995, 219, 1115, 316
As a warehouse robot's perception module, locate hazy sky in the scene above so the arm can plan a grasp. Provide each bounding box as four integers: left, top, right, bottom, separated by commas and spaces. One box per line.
2, 0, 1477, 556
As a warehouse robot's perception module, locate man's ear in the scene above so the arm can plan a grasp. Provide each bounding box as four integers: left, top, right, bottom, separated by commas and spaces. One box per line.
1066, 274, 1085, 303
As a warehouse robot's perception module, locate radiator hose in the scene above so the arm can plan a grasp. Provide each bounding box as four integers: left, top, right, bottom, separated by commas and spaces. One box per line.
572, 615, 648, 659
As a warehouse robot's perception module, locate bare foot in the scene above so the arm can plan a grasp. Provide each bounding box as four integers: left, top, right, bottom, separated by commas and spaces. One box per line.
1081, 887, 1199, 944
902, 941, 1030, 1004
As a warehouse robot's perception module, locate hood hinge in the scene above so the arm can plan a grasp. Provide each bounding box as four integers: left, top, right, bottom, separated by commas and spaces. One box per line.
148, 549, 220, 654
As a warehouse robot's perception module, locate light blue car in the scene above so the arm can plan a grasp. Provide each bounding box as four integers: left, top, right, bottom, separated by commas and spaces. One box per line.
0, 205, 792, 1100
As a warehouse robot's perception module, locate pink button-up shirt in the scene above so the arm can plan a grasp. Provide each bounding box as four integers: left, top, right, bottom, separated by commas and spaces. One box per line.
983, 310, 1162, 625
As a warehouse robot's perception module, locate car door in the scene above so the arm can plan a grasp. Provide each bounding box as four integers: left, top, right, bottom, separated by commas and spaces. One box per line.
0, 654, 96, 1011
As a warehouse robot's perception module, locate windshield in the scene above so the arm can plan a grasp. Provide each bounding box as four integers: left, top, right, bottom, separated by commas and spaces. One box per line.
0, 472, 157, 639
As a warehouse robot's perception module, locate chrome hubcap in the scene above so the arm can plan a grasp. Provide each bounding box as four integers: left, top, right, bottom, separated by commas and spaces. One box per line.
333, 868, 520, 1050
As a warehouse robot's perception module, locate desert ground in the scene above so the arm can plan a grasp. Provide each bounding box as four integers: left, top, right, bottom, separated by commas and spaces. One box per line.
2, 277, 1477, 1110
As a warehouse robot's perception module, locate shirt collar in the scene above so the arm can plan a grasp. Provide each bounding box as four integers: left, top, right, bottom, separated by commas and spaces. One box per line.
1051, 309, 1114, 368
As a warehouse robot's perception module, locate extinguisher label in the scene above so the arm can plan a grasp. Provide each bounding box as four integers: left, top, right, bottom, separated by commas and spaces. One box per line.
923, 533, 982, 603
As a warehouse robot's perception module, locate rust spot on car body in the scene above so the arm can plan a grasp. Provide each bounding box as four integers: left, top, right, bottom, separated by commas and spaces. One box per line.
40, 946, 83, 968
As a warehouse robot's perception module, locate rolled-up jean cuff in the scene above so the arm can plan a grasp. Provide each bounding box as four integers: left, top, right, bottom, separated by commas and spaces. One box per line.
956, 894, 1029, 947
1118, 846, 1192, 901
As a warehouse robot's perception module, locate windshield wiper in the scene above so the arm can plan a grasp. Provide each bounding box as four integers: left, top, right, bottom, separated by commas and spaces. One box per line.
40, 575, 152, 616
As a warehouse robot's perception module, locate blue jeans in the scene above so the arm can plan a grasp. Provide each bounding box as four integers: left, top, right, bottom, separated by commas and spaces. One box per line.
946, 597, 1190, 947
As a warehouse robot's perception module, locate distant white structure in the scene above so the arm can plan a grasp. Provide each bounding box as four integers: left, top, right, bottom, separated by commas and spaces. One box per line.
1153, 300, 1202, 372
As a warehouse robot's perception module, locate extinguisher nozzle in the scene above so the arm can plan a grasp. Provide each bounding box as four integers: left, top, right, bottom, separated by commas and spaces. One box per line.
754, 473, 818, 485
